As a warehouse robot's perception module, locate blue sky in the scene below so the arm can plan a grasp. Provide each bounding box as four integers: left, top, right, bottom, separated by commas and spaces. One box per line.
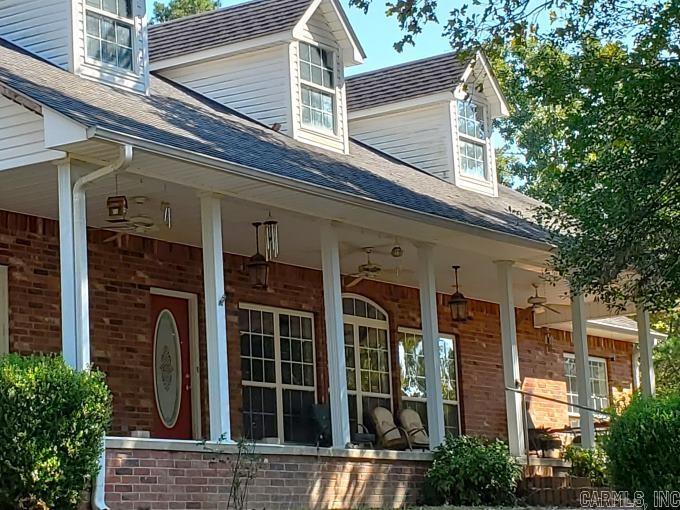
145, 0, 454, 75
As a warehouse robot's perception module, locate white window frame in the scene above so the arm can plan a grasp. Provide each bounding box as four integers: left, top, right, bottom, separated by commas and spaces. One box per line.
342, 294, 392, 430
397, 327, 462, 435
84, 0, 137, 74
456, 99, 491, 182
298, 41, 337, 135
563, 353, 610, 417
0, 265, 8, 354
239, 303, 317, 444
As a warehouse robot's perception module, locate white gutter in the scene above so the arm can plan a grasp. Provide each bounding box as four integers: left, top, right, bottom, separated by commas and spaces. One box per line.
91, 128, 552, 253
70, 144, 133, 510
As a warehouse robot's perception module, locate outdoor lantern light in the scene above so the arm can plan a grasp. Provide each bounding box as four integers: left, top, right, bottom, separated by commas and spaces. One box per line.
448, 265, 469, 322
247, 222, 269, 289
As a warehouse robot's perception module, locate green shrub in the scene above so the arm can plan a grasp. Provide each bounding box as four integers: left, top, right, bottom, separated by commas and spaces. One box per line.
603, 393, 680, 509
563, 443, 608, 486
0, 354, 112, 510
422, 435, 522, 505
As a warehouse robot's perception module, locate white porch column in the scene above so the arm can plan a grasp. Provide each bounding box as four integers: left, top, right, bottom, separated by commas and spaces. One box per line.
636, 307, 656, 397
72, 173, 91, 371
416, 243, 445, 448
320, 222, 351, 448
200, 194, 231, 442
571, 293, 595, 448
495, 260, 525, 457
57, 160, 78, 368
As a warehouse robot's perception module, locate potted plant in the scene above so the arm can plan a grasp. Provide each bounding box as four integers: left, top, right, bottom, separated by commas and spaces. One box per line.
539, 431, 562, 458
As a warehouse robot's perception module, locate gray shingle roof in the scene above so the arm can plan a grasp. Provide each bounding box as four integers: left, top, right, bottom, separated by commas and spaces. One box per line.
0, 38, 548, 244
148, 0, 312, 63
346, 52, 468, 112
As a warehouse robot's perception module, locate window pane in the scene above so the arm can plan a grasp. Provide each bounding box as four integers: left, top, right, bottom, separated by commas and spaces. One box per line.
242, 386, 277, 441
282, 389, 315, 444
101, 18, 115, 42
86, 37, 101, 62
86, 0, 101, 7
117, 47, 132, 70
102, 0, 118, 14
86, 14, 100, 36
118, 0, 132, 17
116, 23, 131, 47
460, 140, 486, 179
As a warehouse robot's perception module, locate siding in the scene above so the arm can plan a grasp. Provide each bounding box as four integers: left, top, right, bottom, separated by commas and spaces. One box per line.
349, 103, 454, 181
160, 45, 291, 133
290, 8, 348, 153
0, 96, 61, 171
0, 0, 71, 68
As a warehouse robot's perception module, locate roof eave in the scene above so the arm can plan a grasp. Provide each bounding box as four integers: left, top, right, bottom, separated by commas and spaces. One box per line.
89, 126, 552, 252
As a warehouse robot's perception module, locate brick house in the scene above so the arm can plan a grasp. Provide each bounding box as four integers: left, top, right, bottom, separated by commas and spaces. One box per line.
0, 0, 661, 508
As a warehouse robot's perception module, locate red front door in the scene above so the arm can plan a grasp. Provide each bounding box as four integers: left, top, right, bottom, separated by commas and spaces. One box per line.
151, 294, 193, 439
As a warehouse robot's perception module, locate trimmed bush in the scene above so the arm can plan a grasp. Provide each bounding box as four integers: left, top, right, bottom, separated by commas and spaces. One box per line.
563, 443, 608, 486
0, 354, 112, 510
422, 435, 522, 505
603, 393, 680, 509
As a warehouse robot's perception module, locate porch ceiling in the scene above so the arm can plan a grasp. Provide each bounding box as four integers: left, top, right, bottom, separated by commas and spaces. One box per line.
0, 142, 573, 310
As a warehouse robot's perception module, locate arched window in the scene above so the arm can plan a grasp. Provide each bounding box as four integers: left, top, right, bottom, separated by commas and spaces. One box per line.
342, 294, 391, 433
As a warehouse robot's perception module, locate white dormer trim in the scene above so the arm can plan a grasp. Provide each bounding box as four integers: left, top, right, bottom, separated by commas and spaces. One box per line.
455, 51, 509, 119
292, 0, 365, 66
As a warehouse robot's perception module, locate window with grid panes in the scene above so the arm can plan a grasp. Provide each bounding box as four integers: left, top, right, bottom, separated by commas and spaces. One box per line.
239, 305, 316, 444
457, 100, 489, 180
342, 296, 391, 434
85, 0, 134, 71
564, 354, 610, 418
398, 329, 461, 436
299, 42, 335, 132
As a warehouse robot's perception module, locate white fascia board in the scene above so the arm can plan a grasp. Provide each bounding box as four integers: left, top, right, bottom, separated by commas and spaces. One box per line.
533, 301, 637, 328
347, 91, 454, 121
149, 31, 293, 71
292, 0, 365, 66
548, 321, 665, 344
43, 107, 90, 148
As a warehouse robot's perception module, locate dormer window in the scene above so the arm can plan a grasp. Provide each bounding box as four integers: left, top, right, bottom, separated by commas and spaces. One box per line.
299, 42, 335, 132
85, 0, 134, 71
457, 100, 489, 180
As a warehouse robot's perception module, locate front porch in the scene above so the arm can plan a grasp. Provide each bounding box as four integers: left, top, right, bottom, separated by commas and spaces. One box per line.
0, 140, 654, 508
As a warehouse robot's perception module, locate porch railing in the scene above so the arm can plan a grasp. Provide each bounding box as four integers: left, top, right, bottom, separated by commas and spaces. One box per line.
505, 386, 611, 458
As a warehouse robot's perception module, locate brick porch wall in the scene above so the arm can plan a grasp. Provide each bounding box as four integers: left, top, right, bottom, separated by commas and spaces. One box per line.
105, 447, 428, 509
0, 209, 635, 439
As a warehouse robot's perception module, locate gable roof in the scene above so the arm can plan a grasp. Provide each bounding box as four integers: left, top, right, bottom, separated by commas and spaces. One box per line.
346, 52, 468, 112
148, 0, 365, 66
0, 37, 548, 245
148, 0, 310, 63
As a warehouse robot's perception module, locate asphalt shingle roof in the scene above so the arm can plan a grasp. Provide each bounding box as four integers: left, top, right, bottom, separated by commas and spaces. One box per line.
346, 52, 468, 112
0, 38, 548, 244
148, 0, 312, 63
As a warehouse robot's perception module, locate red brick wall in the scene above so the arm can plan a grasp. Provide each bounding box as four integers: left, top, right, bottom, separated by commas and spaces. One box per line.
105, 448, 428, 509
0, 209, 634, 440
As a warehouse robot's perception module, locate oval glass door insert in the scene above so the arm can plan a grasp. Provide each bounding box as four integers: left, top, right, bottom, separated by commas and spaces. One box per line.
153, 309, 182, 428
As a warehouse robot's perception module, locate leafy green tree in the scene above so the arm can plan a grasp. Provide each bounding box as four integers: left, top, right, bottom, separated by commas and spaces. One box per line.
652, 311, 680, 397
152, 0, 220, 23
348, 0, 680, 312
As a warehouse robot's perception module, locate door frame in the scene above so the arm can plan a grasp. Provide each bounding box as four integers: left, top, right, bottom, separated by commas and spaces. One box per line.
150, 288, 201, 439
0, 266, 8, 354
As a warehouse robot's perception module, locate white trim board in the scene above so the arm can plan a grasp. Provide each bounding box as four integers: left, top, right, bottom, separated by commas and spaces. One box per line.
150, 287, 202, 439
0, 266, 7, 354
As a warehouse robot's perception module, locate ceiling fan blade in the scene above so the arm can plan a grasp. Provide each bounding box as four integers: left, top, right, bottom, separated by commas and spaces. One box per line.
345, 276, 365, 288
543, 304, 562, 314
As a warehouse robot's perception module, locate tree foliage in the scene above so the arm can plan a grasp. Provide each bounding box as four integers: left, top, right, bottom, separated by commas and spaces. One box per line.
152, 0, 220, 23
348, 0, 680, 312
652, 311, 680, 397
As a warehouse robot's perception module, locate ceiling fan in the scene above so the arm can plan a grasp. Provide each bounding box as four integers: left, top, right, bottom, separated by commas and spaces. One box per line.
102, 196, 162, 243
526, 283, 561, 314
345, 248, 383, 288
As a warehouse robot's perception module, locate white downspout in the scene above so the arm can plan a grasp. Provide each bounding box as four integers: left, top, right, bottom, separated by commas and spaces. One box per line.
71, 145, 133, 510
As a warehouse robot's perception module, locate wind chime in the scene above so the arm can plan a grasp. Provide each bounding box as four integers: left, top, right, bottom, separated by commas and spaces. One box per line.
246, 212, 280, 289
